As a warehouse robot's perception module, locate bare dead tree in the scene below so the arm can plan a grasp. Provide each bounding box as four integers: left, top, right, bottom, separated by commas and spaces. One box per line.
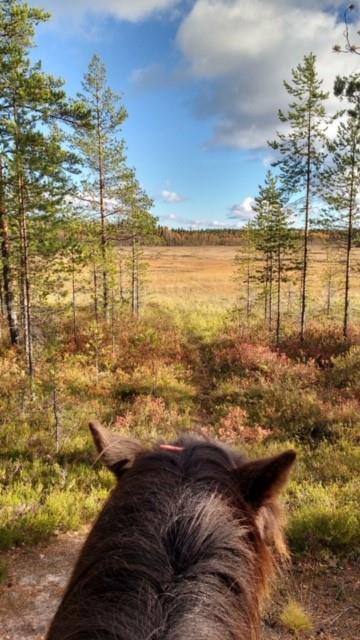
333, 4, 360, 55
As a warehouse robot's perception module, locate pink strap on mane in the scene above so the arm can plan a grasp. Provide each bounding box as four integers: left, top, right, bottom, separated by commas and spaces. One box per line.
159, 444, 184, 452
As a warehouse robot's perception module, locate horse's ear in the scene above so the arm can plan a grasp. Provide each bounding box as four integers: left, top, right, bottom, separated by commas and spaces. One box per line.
89, 421, 144, 476
235, 450, 296, 510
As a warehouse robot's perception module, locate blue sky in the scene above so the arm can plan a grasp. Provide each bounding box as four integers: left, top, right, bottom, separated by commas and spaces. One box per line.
30, 0, 359, 228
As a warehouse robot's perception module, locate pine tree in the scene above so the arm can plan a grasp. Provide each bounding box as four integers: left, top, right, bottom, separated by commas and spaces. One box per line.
0, 0, 88, 379
0, 0, 47, 348
252, 171, 296, 343
320, 83, 360, 337
72, 55, 129, 322
0, 156, 19, 345
233, 223, 257, 328
117, 176, 156, 317
269, 53, 328, 341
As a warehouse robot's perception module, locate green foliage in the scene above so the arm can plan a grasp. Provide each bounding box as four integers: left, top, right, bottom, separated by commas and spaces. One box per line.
269, 53, 329, 194
0, 430, 113, 549
288, 489, 360, 555
249, 170, 298, 340
319, 84, 360, 336
252, 171, 294, 257
0, 12, 359, 568
71, 54, 156, 322
2, 310, 359, 558
0, 0, 90, 375
326, 345, 360, 391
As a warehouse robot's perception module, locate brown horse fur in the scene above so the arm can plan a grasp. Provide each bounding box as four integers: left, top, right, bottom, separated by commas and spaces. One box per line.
46, 424, 296, 640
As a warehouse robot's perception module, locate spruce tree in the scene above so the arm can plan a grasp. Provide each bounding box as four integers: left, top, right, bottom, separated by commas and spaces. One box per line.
269, 53, 328, 341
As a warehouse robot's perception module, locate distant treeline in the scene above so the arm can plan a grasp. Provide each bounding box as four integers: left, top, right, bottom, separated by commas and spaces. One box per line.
157, 227, 245, 245
156, 226, 352, 247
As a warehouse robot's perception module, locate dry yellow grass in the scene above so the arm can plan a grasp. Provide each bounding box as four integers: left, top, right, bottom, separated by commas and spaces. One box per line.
64, 241, 360, 327
140, 243, 360, 324
144, 246, 239, 305
279, 599, 313, 635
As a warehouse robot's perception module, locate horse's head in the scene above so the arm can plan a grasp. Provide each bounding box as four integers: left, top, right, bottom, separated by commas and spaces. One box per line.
47, 423, 296, 640
89, 422, 296, 559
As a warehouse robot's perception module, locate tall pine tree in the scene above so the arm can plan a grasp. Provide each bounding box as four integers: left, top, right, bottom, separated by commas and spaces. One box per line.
269, 53, 328, 341
72, 55, 129, 322
0, 0, 88, 379
321, 75, 360, 337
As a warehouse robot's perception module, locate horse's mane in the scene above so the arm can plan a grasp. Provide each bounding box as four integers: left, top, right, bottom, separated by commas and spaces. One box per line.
47, 436, 294, 640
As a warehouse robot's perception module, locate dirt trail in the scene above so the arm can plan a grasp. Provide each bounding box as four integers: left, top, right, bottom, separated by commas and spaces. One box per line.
0, 531, 85, 640
0, 530, 359, 639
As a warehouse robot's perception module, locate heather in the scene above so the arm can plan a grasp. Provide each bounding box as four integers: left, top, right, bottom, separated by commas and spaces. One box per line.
1, 307, 359, 558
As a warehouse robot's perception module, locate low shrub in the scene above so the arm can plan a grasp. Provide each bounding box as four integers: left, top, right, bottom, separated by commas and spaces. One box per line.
114, 395, 191, 442
217, 406, 272, 444
326, 346, 360, 395
278, 326, 352, 363
287, 479, 360, 555
279, 600, 313, 635
243, 383, 332, 442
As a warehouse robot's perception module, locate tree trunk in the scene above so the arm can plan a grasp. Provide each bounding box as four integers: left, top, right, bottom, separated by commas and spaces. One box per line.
343, 141, 356, 338
268, 253, 273, 331
0, 267, 4, 317
71, 252, 77, 347
131, 239, 137, 317
53, 384, 61, 453
111, 283, 115, 353
93, 262, 99, 325
95, 96, 109, 322
135, 246, 140, 317
0, 265, 3, 341
300, 103, 312, 343
246, 256, 251, 324
264, 254, 269, 322
100, 195, 108, 321
13, 104, 33, 379
276, 247, 282, 346
18, 172, 34, 381
119, 257, 125, 304
326, 270, 332, 317
0, 160, 20, 345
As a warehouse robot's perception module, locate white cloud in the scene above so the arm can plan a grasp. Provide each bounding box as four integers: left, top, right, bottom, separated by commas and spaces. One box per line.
177, 0, 359, 149
228, 197, 255, 221
38, 0, 182, 22
161, 189, 187, 202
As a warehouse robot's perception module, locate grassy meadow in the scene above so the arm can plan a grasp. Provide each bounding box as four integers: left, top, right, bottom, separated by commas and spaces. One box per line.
1, 239, 360, 563
143, 242, 360, 324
